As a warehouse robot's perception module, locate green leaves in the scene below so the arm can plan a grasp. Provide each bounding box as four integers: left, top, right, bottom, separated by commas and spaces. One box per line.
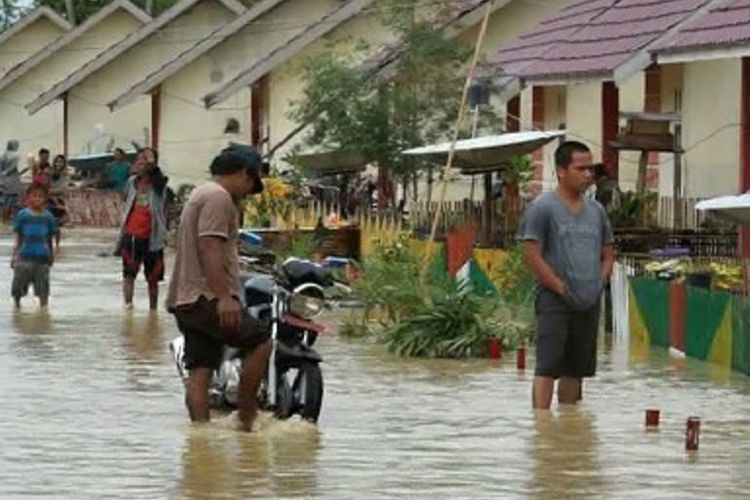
350, 236, 534, 358
0, 0, 20, 29
288, 0, 497, 202
30, 0, 181, 23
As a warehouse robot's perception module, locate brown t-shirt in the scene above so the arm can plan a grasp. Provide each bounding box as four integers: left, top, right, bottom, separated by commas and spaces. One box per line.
166, 181, 240, 311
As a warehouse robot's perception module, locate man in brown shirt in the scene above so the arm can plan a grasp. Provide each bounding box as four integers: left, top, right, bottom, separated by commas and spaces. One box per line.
167, 145, 269, 431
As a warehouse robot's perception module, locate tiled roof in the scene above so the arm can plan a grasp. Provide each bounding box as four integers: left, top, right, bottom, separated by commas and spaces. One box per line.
653, 0, 750, 54
491, 0, 715, 81
489, 0, 616, 79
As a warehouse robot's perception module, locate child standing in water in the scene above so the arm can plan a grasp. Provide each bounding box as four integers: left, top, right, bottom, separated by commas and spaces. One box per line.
11, 184, 58, 308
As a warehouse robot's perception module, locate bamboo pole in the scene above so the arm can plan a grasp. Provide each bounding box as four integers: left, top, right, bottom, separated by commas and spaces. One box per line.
420, 1, 493, 274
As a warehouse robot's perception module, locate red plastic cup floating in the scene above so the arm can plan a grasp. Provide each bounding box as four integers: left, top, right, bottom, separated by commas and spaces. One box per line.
488, 338, 502, 359
516, 345, 526, 370
645, 409, 660, 428
685, 417, 701, 451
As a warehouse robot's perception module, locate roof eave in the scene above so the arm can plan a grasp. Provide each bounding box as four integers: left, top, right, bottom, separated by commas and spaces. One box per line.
204, 0, 375, 109
0, 6, 73, 47
444, 0, 513, 37
108, 0, 286, 111
26, 0, 234, 115
523, 70, 611, 85
0, 1, 150, 94
656, 43, 750, 65
218, 0, 246, 15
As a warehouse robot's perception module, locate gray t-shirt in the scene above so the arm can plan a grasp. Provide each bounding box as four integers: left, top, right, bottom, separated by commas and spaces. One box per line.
518, 192, 614, 311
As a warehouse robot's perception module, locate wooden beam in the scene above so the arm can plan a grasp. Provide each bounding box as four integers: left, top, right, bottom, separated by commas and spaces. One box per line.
63, 93, 69, 158
602, 81, 620, 180
740, 57, 750, 257
151, 85, 161, 149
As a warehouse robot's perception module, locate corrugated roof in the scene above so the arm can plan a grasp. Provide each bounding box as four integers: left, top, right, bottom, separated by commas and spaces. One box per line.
0, 1, 150, 94
107, 0, 287, 110
653, 0, 750, 54
25, 0, 245, 115
0, 6, 73, 47
491, 0, 718, 82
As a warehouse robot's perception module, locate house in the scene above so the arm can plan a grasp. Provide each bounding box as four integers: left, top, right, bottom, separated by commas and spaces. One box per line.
490, 0, 721, 196
200, 0, 571, 201
0, 1, 149, 160
651, 0, 750, 200
25, 0, 245, 166
107, 0, 379, 187
0, 7, 72, 156
0, 6, 72, 75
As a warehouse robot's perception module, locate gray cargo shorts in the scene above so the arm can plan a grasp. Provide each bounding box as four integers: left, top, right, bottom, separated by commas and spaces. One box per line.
12, 260, 50, 299
534, 288, 600, 379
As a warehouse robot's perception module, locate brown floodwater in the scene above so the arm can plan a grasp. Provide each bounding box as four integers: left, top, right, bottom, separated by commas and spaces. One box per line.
0, 229, 749, 499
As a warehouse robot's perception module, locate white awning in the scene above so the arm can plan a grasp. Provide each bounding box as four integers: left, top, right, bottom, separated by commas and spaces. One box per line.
402, 131, 565, 173
695, 193, 750, 225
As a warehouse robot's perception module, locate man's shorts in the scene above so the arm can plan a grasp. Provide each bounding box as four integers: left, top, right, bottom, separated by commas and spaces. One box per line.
121, 235, 164, 284
12, 260, 50, 299
534, 288, 600, 379
173, 296, 271, 370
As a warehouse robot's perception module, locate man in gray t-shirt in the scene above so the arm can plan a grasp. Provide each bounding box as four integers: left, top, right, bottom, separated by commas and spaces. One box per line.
518, 141, 615, 410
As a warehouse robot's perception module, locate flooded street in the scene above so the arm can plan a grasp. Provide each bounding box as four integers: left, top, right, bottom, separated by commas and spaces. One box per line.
1, 230, 750, 499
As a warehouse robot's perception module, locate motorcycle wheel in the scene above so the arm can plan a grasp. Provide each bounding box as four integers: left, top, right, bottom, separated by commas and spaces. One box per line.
258, 376, 294, 420
293, 362, 324, 423
274, 377, 294, 420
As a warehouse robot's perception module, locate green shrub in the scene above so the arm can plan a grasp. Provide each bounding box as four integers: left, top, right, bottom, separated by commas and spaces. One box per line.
348, 235, 534, 358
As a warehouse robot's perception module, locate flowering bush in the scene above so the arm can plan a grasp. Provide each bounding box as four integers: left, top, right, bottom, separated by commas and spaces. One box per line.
243, 176, 294, 228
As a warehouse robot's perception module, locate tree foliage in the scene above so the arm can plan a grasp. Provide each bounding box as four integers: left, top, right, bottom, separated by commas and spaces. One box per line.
0, 0, 20, 29
30, 0, 179, 23
289, 0, 496, 204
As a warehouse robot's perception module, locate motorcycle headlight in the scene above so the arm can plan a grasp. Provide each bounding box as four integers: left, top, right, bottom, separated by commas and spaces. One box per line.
289, 292, 326, 320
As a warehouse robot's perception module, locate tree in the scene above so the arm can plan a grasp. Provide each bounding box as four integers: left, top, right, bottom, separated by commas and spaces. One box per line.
0, 0, 20, 29
289, 0, 496, 209
31, 0, 180, 23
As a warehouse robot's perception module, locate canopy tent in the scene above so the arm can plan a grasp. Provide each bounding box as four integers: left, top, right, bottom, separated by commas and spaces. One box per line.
696, 193, 750, 225
401, 131, 565, 174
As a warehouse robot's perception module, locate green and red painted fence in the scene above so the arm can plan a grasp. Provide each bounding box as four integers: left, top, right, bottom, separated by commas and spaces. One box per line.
627, 276, 750, 374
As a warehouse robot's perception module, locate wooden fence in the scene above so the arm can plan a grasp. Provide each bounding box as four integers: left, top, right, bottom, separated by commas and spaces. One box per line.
262, 196, 738, 257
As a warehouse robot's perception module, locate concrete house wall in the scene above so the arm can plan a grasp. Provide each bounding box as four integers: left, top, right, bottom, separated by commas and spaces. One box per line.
65, 0, 239, 160
0, 18, 66, 74
680, 58, 741, 198
261, 0, 569, 202
0, 16, 69, 158
160, 0, 338, 186
265, 10, 395, 168
0, 9, 144, 161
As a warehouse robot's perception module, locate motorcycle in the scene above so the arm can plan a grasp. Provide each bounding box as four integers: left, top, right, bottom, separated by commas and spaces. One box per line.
169, 253, 346, 423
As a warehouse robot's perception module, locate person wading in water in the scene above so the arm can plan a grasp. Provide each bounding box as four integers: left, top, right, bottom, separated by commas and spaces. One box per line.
518, 141, 615, 409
